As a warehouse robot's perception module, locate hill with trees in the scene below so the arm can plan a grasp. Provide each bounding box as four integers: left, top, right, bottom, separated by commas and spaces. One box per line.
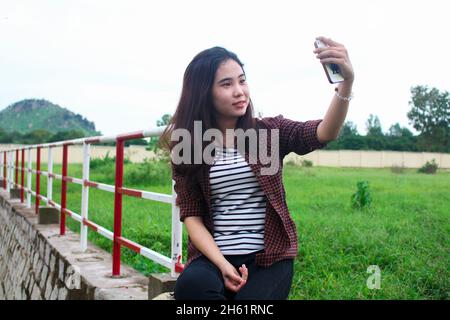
0, 99, 99, 136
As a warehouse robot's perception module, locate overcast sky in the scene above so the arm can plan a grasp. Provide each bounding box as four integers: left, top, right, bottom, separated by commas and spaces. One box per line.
1, 0, 448, 136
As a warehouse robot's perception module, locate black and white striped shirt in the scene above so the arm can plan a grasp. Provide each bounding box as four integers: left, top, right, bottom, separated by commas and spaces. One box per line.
210, 145, 267, 255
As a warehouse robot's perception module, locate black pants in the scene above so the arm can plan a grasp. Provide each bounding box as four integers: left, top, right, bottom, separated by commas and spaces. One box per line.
174, 251, 294, 300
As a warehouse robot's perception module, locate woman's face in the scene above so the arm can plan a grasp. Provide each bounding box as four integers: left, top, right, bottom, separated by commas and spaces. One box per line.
211, 59, 250, 126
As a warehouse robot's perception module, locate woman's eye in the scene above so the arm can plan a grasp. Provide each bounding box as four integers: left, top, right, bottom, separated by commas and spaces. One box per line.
240, 79, 247, 84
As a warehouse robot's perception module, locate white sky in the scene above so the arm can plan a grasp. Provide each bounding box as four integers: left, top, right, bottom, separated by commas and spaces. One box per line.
1, 0, 448, 136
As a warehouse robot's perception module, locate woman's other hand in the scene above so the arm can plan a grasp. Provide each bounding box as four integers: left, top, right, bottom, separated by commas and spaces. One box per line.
220, 262, 248, 292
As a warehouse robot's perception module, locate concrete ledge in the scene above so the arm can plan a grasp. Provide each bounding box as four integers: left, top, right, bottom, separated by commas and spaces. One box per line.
153, 292, 175, 300
38, 206, 60, 225
94, 286, 149, 300
148, 273, 178, 299
1, 189, 170, 300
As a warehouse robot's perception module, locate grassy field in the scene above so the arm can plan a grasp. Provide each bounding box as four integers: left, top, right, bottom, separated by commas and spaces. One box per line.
26, 159, 449, 300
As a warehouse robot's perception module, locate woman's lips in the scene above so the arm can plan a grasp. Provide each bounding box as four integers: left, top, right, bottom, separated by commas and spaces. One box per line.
233, 101, 247, 108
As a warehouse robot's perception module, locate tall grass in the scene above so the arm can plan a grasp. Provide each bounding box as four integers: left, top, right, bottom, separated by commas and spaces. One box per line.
26, 160, 449, 299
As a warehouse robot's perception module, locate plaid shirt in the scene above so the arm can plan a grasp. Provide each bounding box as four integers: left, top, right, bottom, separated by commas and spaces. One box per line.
172, 114, 328, 268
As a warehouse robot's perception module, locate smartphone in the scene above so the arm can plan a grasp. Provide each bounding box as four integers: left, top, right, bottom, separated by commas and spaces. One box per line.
314, 39, 344, 84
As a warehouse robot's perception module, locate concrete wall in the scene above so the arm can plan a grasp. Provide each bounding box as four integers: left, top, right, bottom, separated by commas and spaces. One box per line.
284, 150, 450, 169
1, 144, 449, 168
0, 189, 150, 300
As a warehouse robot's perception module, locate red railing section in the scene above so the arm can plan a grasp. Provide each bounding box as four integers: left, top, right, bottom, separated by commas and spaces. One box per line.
113, 139, 125, 276
0, 128, 184, 277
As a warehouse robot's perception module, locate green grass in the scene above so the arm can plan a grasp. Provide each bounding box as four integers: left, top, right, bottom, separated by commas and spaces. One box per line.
25, 161, 449, 299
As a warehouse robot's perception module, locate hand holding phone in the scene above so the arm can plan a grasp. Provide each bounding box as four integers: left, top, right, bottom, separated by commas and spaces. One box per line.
314, 39, 345, 84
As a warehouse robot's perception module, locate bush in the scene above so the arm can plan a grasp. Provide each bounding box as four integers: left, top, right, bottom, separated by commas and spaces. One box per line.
285, 159, 297, 166
418, 159, 438, 174
124, 158, 171, 186
351, 180, 372, 209
390, 164, 405, 174
90, 152, 131, 170
301, 160, 313, 167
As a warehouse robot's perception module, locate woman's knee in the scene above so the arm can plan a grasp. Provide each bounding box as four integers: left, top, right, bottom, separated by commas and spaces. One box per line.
234, 259, 294, 300
174, 260, 225, 300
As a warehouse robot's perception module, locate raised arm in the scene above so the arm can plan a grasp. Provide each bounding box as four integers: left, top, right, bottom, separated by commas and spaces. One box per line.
314, 36, 355, 143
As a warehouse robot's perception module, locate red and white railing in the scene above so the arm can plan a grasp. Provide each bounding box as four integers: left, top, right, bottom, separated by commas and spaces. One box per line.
0, 128, 184, 277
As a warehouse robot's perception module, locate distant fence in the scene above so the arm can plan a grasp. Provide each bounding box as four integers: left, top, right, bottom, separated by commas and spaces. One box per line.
1, 144, 449, 169
285, 150, 450, 169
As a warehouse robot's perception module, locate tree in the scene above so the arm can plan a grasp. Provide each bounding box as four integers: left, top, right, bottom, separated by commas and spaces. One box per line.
339, 121, 359, 138
388, 123, 403, 137
21, 129, 53, 144
386, 123, 417, 151
125, 138, 148, 146
325, 121, 368, 150
325, 117, 423, 152
365, 114, 386, 150
365, 114, 383, 137
387, 123, 413, 138
407, 85, 450, 152
148, 114, 172, 152
157, 114, 172, 127
0, 128, 13, 143
48, 130, 86, 142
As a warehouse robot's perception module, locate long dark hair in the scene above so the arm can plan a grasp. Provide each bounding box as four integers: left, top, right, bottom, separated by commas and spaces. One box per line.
160, 47, 257, 196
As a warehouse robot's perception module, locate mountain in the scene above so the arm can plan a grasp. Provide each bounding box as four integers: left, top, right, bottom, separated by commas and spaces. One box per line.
0, 99, 100, 135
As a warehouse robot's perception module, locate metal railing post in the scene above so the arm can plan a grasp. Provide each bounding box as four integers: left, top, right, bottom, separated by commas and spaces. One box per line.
11, 151, 15, 191
112, 139, 125, 276
3, 151, 8, 190
47, 147, 53, 202
171, 180, 183, 276
26, 149, 32, 208
7, 151, 11, 192
35, 147, 41, 214
21, 149, 25, 202
60, 144, 68, 235
5, 152, 7, 190
80, 142, 90, 251
0, 152, 3, 188
15, 149, 19, 188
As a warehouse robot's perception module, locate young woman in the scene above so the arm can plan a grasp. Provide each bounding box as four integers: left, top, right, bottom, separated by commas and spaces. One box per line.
161, 37, 354, 300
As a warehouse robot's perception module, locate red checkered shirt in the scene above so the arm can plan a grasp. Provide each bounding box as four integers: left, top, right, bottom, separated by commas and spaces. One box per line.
172, 114, 328, 268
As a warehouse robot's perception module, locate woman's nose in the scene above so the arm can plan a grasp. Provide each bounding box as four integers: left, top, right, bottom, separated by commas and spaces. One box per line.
233, 84, 244, 97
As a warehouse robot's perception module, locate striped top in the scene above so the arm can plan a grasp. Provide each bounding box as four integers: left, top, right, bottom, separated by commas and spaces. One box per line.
209, 144, 267, 255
